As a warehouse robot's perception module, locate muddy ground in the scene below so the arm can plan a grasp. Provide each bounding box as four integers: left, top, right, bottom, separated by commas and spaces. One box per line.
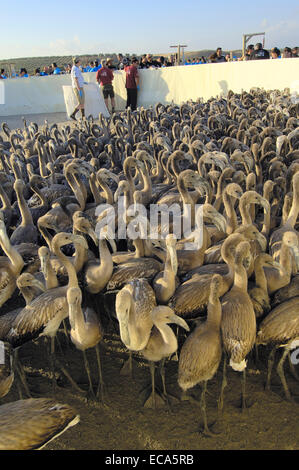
1, 313, 299, 451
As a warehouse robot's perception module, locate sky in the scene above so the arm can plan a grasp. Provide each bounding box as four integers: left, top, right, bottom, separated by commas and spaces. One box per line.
0, 0, 298, 60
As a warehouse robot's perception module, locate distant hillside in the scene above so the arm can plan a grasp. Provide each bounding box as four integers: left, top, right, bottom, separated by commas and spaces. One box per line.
0, 50, 243, 75
0, 53, 119, 75
182, 50, 242, 60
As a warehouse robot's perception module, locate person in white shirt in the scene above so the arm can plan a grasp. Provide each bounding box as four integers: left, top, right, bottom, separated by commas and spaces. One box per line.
70, 57, 85, 121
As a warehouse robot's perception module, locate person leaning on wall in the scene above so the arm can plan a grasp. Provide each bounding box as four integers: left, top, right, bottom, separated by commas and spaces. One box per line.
270, 47, 281, 59
250, 43, 270, 60
291, 47, 298, 57
70, 57, 85, 121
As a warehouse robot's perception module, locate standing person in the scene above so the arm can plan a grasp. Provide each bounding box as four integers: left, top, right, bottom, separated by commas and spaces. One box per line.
215, 48, 227, 62
139, 55, 149, 69
91, 60, 100, 72
106, 58, 116, 70
41, 66, 49, 76
117, 53, 125, 70
270, 47, 281, 59
70, 57, 85, 121
96, 59, 115, 114
124, 57, 139, 111
251, 43, 269, 60
243, 44, 254, 60
19, 68, 28, 77
52, 63, 61, 74
282, 47, 292, 58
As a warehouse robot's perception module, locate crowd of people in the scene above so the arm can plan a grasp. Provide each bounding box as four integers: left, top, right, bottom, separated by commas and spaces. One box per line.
0, 44, 298, 79
206, 44, 298, 63
241, 44, 298, 61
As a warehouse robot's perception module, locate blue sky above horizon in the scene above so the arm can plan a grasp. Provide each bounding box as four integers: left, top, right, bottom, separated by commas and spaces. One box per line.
1, 0, 298, 60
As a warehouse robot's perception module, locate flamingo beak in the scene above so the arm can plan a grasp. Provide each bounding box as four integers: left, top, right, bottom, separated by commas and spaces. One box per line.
169, 314, 190, 332
256, 232, 267, 252
260, 198, 270, 213
291, 246, 299, 270
31, 279, 46, 292
72, 234, 89, 250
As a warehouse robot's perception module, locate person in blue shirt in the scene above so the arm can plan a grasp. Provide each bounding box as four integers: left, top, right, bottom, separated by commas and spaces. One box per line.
52, 63, 61, 74
19, 68, 28, 77
40, 66, 49, 76
84, 61, 94, 72
90, 60, 101, 72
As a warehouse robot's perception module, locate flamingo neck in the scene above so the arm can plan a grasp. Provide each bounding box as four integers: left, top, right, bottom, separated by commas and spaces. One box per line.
0, 227, 24, 274
52, 239, 78, 289
223, 191, 237, 234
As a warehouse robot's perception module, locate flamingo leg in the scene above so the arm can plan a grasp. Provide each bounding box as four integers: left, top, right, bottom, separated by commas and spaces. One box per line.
50, 337, 85, 395
55, 333, 64, 356
49, 336, 57, 393
82, 350, 95, 397
15, 377, 24, 400
62, 319, 69, 339
95, 343, 105, 402
200, 381, 213, 436
160, 358, 167, 397
277, 348, 293, 402
56, 359, 86, 395
265, 346, 277, 391
120, 351, 134, 378
159, 358, 173, 412
150, 361, 156, 409
143, 361, 166, 409
217, 355, 227, 414
241, 369, 247, 412
13, 349, 31, 398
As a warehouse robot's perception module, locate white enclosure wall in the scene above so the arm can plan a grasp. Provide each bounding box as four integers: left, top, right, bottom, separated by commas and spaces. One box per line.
62, 83, 110, 119
0, 58, 298, 117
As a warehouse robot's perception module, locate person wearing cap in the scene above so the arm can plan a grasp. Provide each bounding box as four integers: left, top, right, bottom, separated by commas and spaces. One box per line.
96, 59, 115, 114
250, 43, 269, 60
106, 58, 116, 70
124, 57, 139, 111
70, 57, 85, 121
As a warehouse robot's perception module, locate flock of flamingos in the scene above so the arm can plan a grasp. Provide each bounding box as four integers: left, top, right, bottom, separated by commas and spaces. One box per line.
0, 87, 298, 449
